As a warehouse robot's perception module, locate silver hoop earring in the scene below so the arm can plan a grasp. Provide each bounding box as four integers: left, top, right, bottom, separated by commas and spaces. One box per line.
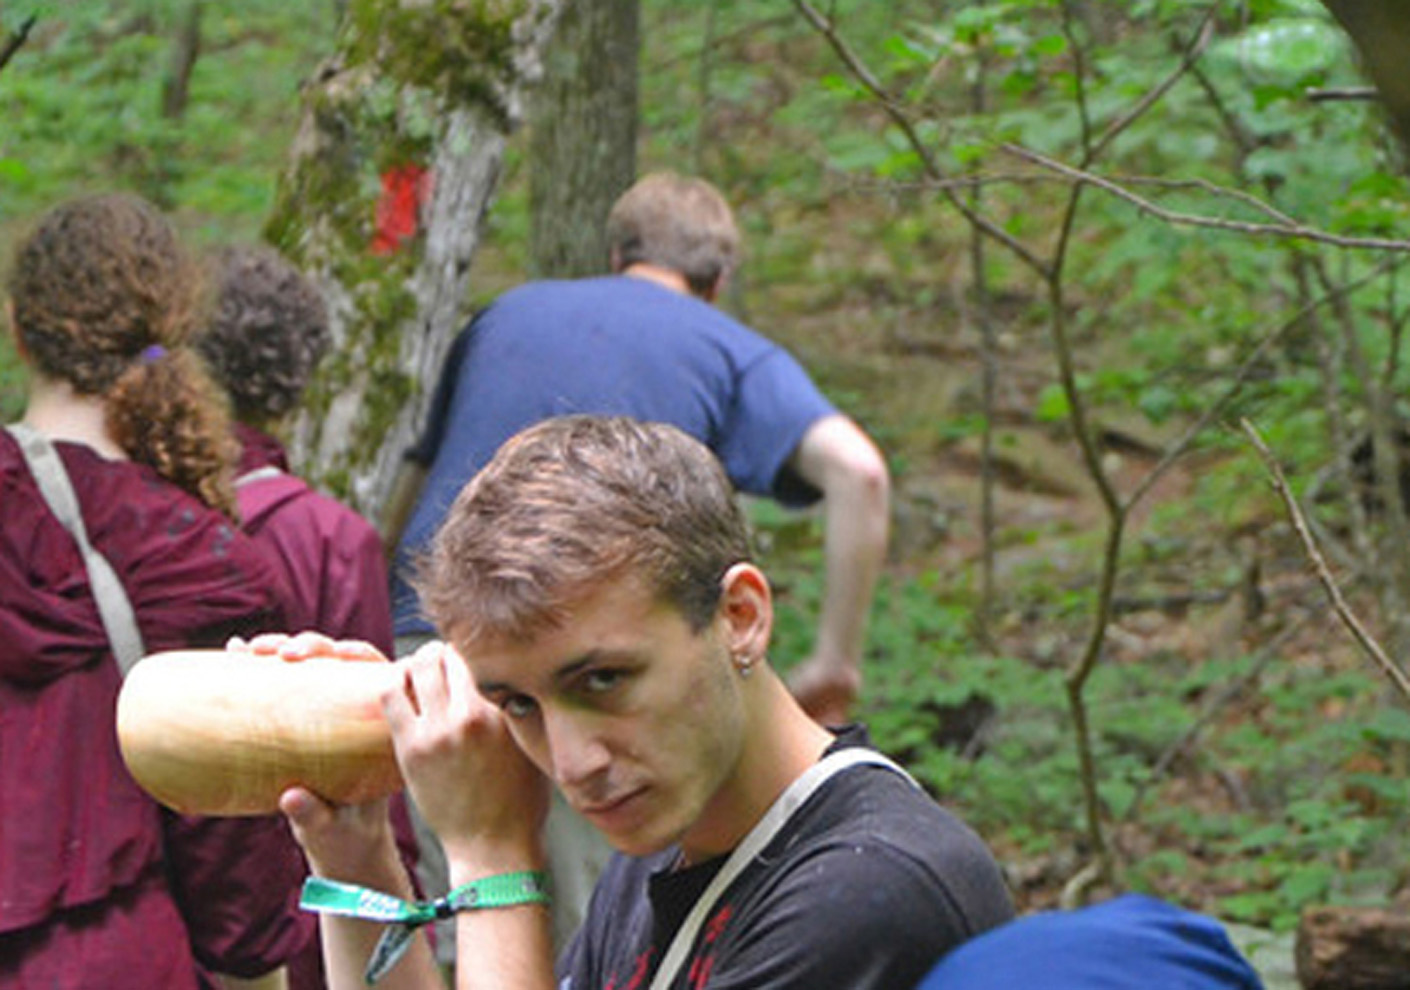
734, 654, 755, 678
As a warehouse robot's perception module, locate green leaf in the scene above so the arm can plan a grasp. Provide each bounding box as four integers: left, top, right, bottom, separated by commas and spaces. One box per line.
1030, 33, 1068, 58
0, 158, 33, 186
1035, 384, 1070, 423
1360, 707, 1410, 744
1228, 18, 1346, 81
1137, 384, 1181, 424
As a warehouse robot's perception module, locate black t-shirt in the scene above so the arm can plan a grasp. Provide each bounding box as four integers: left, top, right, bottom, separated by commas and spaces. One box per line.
556, 728, 1014, 990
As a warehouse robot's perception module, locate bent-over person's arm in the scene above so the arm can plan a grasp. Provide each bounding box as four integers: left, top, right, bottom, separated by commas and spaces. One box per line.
784, 413, 891, 725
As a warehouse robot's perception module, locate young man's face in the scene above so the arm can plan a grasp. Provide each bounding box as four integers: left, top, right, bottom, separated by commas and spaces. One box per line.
464, 575, 750, 860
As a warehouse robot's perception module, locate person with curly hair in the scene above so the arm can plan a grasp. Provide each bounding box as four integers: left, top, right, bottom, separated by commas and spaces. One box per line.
198, 245, 396, 654
197, 244, 422, 990
0, 194, 314, 988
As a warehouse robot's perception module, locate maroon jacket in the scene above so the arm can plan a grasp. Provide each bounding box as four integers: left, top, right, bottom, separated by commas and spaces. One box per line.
233, 425, 394, 656
233, 426, 418, 990
0, 432, 314, 986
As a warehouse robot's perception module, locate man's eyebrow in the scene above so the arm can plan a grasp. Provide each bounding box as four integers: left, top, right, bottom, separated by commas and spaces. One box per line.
473, 651, 606, 696
552, 651, 611, 686
550, 648, 642, 688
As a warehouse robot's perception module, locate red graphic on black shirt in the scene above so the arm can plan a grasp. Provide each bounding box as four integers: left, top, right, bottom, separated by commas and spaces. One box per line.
607, 903, 734, 989
686, 904, 734, 988
607, 948, 652, 990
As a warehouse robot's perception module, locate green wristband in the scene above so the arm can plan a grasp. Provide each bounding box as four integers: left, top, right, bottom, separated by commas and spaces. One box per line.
443, 871, 553, 913
300, 871, 551, 984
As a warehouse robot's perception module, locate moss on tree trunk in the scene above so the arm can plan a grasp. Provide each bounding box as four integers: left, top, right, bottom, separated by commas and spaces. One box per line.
263, 0, 565, 513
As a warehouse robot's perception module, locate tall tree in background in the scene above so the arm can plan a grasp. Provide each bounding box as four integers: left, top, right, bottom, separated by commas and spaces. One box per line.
1320, 1, 1410, 157
265, 0, 566, 515
527, 0, 639, 278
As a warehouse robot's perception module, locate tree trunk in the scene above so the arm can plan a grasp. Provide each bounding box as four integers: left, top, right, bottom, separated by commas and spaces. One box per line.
527, 0, 639, 278
1320, 2, 1410, 157
264, 0, 566, 515
1296, 905, 1410, 990
161, 1, 202, 121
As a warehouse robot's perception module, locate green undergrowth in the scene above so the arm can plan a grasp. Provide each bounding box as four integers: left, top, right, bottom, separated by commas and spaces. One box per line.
754, 492, 1410, 930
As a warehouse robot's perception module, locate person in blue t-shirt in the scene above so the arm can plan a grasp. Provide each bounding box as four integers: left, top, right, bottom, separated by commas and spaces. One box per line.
385, 172, 890, 729
916, 894, 1265, 989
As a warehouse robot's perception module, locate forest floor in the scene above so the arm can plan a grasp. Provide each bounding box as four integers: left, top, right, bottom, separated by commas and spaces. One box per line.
751, 272, 1324, 983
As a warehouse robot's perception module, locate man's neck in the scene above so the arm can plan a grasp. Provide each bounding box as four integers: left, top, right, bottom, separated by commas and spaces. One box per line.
620, 263, 705, 300
678, 673, 834, 865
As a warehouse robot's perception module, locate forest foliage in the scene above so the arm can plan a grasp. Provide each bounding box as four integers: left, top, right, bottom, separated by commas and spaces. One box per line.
4, 0, 1410, 933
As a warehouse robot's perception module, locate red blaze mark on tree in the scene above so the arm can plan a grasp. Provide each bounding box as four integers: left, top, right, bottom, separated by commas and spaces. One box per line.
371, 163, 431, 255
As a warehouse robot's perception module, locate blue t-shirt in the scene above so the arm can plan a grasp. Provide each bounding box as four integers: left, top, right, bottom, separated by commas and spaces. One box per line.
916, 894, 1265, 990
392, 275, 837, 635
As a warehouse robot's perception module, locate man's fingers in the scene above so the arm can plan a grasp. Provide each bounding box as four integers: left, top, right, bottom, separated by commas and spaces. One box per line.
405, 643, 452, 721
331, 639, 389, 662
442, 643, 475, 718
230, 631, 386, 663
279, 785, 335, 837
383, 643, 447, 728
278, 631, 340, 658
239, 631, 331, 658
238, 633, 288, 654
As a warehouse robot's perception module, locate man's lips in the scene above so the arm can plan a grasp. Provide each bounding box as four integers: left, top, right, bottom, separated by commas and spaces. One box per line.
576, 786, 649, 827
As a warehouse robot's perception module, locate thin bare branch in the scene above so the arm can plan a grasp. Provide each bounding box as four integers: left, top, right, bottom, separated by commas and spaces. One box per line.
0, 14, 37, 76
791, 0, 1050, 277
1003, 143, 1410, 253
1119, 175, 1303, 228
1306, 86, 1377, 103
1190, 61, 1260, 160
1126, 256, 1403, 509
1242, 419, 1410, 704
1060, 0, 1094, 158
1088, 7, 1218, 162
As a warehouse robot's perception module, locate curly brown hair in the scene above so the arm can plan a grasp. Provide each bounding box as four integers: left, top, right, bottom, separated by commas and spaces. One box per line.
7, 193, 238, 515
197, 245, 330, 424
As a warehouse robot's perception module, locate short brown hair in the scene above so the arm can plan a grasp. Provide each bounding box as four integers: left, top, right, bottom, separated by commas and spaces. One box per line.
418, 415, 753, 647
198, 245, 330, 423
605, 172, 741, 297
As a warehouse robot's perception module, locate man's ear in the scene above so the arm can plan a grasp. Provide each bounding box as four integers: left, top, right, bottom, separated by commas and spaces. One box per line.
718, 562, 772, 663
609, 245, 624, 274
700, 272, 727, 304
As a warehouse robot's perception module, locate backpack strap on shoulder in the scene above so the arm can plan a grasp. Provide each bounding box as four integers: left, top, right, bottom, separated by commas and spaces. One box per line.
5, 423, 147, 675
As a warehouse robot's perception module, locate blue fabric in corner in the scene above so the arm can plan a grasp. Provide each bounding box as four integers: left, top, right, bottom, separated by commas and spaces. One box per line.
917, 894, 1265, 990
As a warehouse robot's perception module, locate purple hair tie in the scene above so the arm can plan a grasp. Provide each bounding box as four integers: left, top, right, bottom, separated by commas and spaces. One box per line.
139, 344, 168, 364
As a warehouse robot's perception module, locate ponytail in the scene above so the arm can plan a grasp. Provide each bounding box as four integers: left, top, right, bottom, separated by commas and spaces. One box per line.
106, 345, 239, 518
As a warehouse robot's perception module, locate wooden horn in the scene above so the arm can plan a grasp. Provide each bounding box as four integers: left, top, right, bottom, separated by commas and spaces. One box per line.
116, 649, 403, 816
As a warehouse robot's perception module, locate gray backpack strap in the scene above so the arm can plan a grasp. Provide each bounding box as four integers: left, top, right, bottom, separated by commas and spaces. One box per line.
234, 465, 283, 488
5, 424, 147, 675
647, 748, 919, 990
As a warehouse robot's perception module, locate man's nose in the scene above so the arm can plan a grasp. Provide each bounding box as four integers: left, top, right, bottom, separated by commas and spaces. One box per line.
543, 708, 612, 787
